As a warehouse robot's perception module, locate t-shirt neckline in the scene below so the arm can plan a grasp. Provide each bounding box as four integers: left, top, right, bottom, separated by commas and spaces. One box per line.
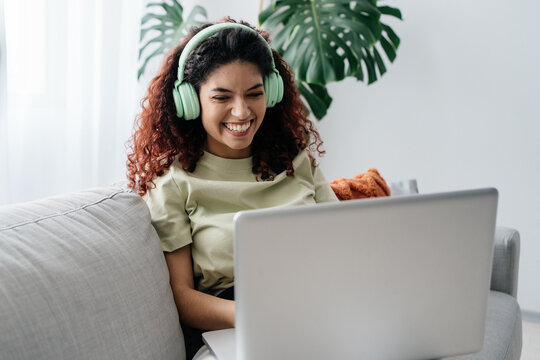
201, 151, 253, 172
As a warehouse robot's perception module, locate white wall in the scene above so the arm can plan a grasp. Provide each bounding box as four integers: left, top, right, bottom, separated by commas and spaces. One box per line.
188, 0, 540, 314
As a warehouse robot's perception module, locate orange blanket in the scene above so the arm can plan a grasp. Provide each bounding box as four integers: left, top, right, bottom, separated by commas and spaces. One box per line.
330, 168, 391, 201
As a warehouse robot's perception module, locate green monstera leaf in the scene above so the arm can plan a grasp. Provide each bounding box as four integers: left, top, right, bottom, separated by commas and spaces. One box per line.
138, 0, 207, 79
259, 0, 402, 120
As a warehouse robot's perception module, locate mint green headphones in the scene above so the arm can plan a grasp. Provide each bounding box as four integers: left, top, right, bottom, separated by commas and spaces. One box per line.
172, 23, 284, 120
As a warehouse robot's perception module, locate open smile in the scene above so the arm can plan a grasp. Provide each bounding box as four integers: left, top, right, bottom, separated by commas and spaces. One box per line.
223, 120, 254, 135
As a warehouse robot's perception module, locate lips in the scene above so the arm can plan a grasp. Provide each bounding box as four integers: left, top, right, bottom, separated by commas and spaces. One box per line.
223, 120, 253, 134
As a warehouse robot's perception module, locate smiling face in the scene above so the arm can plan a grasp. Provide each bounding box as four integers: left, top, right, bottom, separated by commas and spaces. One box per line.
198, 60, 267, 159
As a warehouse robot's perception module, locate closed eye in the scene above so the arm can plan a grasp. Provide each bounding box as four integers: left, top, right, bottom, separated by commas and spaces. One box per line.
211, 95, 229, 101
248, 92, 264, 98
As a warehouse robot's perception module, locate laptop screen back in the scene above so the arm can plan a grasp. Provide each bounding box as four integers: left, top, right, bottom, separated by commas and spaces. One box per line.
233, 188, 497, 360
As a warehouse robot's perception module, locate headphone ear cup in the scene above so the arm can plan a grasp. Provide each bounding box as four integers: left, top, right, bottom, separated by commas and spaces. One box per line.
173, 80, 185, 118
177, 82, 200, 120
264, 70, 284, 108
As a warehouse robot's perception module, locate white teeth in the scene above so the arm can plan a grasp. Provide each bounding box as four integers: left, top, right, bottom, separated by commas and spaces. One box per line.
224, 121, 251, 133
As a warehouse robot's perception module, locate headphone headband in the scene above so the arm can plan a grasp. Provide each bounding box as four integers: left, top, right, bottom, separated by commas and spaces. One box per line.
177, 23, 276, 83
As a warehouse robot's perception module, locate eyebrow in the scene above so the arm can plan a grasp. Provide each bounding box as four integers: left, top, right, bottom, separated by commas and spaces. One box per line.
210, 83, 264, 92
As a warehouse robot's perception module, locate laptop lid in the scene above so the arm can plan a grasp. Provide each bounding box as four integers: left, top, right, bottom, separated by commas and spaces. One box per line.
229, 188, 497, 360
202, 329, 236, 360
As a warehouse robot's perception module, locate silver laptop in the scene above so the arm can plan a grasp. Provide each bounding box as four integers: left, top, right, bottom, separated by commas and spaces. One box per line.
203, 188, 498, 360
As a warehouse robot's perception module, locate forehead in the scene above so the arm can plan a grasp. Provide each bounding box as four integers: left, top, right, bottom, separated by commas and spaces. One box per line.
201, 61, 263, 88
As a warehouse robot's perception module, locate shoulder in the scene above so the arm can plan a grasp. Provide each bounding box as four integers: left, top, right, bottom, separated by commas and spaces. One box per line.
292, 148, 311, 164
293, 149, 339, 203
144, 160, 189, 201
292, 148, 318, 174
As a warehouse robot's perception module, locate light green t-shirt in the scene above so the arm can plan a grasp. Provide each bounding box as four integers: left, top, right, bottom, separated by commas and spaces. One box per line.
144, 149, 338, 295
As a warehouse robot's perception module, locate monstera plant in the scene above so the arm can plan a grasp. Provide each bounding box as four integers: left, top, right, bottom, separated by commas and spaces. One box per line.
138, 0, 207, 79
259, 0, 402, 119
138, 0, 402, 120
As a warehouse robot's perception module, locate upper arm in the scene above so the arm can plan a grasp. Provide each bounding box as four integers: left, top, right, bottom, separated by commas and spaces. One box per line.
144, 170, 193, 252
163, 244, 236, 330
164, 245, 195, 293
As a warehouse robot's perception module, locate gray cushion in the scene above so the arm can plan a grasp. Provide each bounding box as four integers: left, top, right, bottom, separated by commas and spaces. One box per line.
389, 179, 419, 196
0, 187, 185, 360
490, 227, 520, 297
443, 291, 522, 360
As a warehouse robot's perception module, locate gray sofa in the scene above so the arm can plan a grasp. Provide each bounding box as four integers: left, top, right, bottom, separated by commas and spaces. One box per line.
0, 185, 522, 360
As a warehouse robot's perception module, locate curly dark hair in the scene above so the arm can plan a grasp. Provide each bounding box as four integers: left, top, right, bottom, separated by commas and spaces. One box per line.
126, 18, 325, 195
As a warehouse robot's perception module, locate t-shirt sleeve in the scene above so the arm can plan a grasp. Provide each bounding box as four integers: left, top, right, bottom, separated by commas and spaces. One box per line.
144, 170, 193, 252
312, 163, 339, 203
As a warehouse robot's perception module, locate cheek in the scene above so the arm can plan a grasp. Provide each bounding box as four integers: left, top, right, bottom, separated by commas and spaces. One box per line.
255, 101, 267, 118
200, 103, 221, 126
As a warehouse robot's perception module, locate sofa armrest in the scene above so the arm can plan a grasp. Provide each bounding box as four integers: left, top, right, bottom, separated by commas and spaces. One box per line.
490, 226, 520, 298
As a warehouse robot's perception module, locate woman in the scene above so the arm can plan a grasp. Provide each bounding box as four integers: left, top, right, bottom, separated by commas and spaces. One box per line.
126, 18, 338, 359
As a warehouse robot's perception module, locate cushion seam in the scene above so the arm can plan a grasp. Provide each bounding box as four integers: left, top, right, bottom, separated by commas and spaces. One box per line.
0, 189, 130, 232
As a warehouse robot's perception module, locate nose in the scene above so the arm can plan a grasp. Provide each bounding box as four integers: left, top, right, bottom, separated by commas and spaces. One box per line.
230, 97, 251, 119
